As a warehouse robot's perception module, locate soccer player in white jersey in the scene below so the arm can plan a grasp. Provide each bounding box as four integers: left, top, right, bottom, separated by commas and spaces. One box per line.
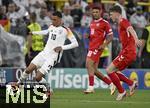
14, 11, 79, 96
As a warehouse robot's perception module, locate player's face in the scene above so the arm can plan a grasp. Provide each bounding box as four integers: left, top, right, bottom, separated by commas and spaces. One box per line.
109, 12, 118, 22
92, 9, 101, 20
52, 16, 62, 26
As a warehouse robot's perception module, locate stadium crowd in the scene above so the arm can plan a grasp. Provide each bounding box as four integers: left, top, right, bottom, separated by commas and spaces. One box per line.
0, 0, 149, 68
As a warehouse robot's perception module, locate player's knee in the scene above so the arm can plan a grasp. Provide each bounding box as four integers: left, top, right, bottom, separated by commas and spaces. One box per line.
106, 68, 111, 74
35, 76, 42, 82
94, 71, 99, 75
25, 69, 31, 74
86, 61, 93, 69
86, 62, 89, 69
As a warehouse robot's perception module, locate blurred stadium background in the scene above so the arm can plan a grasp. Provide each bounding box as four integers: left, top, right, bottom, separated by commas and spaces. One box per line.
0, 0, 150, 108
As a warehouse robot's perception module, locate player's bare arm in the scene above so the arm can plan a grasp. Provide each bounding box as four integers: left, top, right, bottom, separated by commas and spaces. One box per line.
138, 39, 146, 57
127, 26, 142, 47
98, 33, 113, 50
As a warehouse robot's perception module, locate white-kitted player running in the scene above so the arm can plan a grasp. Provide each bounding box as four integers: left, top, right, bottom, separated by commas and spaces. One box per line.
14, 11, 78, 96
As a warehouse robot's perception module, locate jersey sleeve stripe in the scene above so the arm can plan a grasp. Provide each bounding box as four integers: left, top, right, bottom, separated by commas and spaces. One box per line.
62, 26, 73, 38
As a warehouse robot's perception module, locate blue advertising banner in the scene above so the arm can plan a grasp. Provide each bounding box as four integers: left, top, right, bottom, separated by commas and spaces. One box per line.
122, 69, 150, 89
0, 68, 150, 89
0, 68, 35, 84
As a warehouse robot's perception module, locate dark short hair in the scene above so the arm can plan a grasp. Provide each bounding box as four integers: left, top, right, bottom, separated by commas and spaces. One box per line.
92, 6, 101, 10
85, 6, 90, 11
109, 5, 122, 14
53, 11, 62, 18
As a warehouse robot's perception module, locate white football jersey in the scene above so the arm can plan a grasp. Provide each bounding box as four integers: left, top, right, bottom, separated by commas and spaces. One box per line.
32, 25, 78, 62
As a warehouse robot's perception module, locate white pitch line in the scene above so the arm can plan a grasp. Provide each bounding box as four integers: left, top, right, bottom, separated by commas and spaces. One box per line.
51, 99, 150, 104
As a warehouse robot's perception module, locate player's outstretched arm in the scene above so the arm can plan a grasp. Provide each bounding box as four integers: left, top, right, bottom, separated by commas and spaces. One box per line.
32, 29, 49, 35
61, 29, 79, 50
62, 36, 79, 50
99, 33, 113, 50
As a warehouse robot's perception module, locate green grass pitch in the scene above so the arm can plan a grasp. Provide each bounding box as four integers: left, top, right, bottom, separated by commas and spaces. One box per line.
50, 89, 150, 108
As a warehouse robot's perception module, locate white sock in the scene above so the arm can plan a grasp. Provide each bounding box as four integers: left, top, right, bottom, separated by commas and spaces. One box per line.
88, 86, 94, 90
38, 77, 50, 91
17, 70, 29, 84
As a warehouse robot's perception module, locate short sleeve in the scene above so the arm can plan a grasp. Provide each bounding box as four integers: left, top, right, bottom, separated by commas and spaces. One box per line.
105, 22, 113, 35
121, 19, 131, 29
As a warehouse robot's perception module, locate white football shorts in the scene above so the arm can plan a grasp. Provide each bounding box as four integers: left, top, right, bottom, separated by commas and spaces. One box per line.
31, 51, 57, 75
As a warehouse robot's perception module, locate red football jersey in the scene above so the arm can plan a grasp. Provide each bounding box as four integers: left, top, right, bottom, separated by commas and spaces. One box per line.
119, 18, 136, 51
89, 18, 113, 50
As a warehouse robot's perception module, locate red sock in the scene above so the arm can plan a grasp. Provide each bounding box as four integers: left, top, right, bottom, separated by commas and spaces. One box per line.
95, 72, 111, 85
108, 72, 124, 93
116, 72, 133, 86
89, 75, 94, 86
102, 77, 112, 85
